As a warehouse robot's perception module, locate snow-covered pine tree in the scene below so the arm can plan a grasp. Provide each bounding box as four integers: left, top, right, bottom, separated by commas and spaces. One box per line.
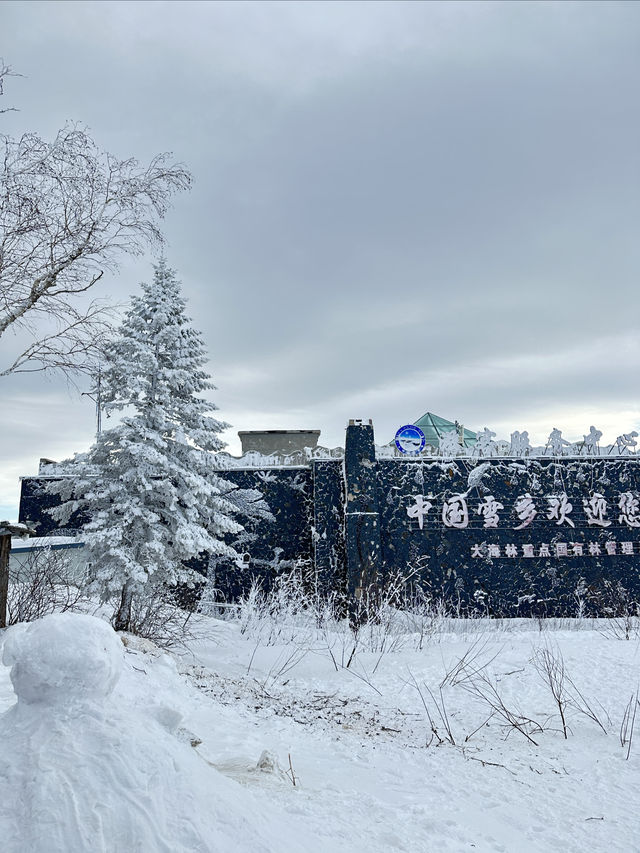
49, 260, 246, 631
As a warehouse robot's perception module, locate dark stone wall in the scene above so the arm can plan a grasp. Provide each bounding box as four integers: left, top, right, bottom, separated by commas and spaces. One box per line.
19, 478, 85, 534
17, 432, 640, 616
19, 469, 314, 602
312, 459, 346, 597
343, 422, 381, 597
210, 467, 313, 600
376, 456, 640, 616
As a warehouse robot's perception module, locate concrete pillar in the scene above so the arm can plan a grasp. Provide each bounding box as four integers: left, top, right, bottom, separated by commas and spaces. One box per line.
343, 420, 381, 598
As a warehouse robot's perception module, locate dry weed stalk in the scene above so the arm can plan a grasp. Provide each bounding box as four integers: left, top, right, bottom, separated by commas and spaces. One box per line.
286, 753, 298, 787
440, 638, 500, 688
459, 667, 544, 746
532, 644, 607, 737
531, 645, 569, 738
405, 671, 456, 746
620, 689, 639, 760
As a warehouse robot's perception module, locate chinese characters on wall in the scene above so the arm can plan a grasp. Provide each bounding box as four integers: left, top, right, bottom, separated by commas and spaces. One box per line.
406, 490, 640, 559
470, 539, 639, 559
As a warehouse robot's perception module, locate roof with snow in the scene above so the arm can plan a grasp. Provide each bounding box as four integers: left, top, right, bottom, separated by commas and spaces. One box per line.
413, 413, 477, 448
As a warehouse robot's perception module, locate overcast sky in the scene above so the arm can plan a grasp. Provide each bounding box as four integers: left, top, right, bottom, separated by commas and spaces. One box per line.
1, 0, 639, 519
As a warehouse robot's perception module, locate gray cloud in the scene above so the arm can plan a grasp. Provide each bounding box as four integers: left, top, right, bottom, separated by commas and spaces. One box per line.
1, 0, 639, 515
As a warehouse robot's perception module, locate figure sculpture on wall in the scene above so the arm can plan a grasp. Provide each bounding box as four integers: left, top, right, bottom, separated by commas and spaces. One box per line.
546, 428, 571, 456
614, 431, 638, 456
439, 430, 461, 458
473, 428, 498, 458
582, 426, 602, 456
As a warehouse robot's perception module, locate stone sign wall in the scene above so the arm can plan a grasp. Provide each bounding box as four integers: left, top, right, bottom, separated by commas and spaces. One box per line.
18, 421, 640, 615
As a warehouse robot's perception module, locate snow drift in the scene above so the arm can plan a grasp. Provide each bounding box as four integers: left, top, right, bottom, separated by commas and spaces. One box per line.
0, 613, 320, 853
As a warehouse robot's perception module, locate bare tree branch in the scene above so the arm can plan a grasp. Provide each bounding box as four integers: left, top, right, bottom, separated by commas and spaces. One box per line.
0, 297, 117, 376
0, 58, 21, 115
0, 109, 192, 376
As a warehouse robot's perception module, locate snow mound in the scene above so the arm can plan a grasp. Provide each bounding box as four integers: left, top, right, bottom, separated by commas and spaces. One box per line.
3, 612, 123, 705
0, 613, 325, 853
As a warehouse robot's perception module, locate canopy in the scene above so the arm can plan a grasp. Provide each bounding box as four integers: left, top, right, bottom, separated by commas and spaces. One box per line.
412, 412, 477, 448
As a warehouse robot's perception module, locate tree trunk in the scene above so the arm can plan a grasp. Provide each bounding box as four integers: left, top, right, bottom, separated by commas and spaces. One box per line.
114, 580, 134, 632
0, 534, 10, 629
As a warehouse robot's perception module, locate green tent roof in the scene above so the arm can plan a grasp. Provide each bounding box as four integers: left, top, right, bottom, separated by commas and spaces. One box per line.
412, 412, 477, 448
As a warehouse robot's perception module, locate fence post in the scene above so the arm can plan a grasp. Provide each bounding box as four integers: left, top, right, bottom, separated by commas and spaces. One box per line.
0, 523, 34, 628
343, 420, 382, 599
0, 532, 10, 629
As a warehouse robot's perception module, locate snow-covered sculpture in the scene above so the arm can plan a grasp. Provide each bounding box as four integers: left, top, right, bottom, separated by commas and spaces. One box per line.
546, 428, 571, 456
509, 430, 531, 457
3, 612, 123, 707
581, 426, 602, 456
0, 612, 303, 853
615, 431, 638, 455
439, 429, 461, 458
473, 428, 497, 458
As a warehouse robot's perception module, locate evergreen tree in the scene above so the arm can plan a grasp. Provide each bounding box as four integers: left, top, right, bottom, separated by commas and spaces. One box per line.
49, 261, 246, 630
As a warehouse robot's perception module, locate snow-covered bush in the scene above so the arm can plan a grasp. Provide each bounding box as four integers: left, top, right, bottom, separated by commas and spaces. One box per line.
7, 545, 91, 626
230, 566, 456, 660
125, 576, 209, 649
236, 571, 321, 645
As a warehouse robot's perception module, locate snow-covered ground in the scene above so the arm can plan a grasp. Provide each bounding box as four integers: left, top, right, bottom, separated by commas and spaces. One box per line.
1, 609, 639, 852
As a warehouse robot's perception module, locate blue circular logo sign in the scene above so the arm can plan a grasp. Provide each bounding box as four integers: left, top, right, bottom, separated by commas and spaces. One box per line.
395, 424, 426, 455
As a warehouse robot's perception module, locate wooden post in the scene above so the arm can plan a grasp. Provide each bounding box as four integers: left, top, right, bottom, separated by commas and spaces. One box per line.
0, 522, 36, 629
0, 532, 10, 629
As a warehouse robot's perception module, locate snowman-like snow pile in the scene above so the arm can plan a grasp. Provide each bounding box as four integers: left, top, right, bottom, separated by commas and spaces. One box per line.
3, 611, 123, 708
0, 612, 315, 853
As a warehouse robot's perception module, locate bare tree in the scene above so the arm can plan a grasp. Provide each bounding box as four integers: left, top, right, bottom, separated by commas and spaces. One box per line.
0, 63, 192, 377
0, 59, 19, 115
